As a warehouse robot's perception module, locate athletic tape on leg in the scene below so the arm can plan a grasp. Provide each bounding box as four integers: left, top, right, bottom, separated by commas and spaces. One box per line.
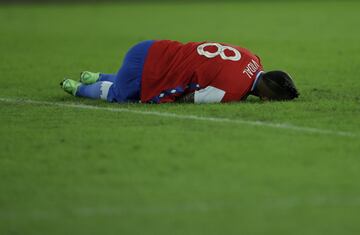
100, 82, 113, 100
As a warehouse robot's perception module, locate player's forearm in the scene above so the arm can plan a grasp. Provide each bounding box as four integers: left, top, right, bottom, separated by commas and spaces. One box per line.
175, 92, 195, 103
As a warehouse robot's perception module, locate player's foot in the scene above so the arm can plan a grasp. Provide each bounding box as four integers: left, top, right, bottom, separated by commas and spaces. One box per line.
80, 71, 100, 84
60, 78, 81, 96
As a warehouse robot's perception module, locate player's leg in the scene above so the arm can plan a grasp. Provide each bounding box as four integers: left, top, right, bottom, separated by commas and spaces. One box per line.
60, 40, 154, 102
111, 40, 155, 102
76, 81, 113, 100
98, 73, 117, 83
61, 78, 113, 101
80, 71, 117, 84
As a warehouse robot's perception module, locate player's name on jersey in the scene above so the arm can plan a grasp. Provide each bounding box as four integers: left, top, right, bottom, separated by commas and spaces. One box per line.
243, 59, 260, 78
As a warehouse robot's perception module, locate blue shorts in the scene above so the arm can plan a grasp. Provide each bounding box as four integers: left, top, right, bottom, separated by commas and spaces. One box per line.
108, 40, 155, 102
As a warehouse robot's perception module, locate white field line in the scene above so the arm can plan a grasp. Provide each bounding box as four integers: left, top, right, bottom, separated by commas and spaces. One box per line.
0, 97, 356, 138
2, 196, 360, 219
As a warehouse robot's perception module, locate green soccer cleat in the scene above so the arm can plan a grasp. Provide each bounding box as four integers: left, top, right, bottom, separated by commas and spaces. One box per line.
60, 78, 81, 96
80, 71, 100, 84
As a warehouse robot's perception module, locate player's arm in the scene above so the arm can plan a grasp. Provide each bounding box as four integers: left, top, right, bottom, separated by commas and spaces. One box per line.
175, 86, 226, 103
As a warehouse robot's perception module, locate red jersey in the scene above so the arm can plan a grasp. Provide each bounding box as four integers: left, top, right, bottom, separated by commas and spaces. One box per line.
141, 40, 264, 103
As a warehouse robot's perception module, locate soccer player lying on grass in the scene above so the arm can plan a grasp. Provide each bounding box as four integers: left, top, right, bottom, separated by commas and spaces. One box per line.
60, 40, 299, 103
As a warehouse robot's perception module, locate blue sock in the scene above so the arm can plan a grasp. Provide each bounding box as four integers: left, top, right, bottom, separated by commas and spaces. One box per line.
76, 81, 113, 100
98, 73, 117, 83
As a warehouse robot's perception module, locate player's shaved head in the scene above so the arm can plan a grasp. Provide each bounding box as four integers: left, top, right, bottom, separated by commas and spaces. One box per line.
253, 71, 299, 101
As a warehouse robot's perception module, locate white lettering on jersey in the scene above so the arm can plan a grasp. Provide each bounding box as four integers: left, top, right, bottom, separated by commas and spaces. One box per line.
243, 59, 260, 78
197, 43, 241, 61
194, 86, 226, 103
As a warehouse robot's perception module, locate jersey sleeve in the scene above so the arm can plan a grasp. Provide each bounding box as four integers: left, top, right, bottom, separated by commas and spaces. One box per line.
194, 86, 226, 103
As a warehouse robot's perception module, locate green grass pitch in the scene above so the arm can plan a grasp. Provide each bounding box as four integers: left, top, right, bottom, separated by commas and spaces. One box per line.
1, 1, 360, 234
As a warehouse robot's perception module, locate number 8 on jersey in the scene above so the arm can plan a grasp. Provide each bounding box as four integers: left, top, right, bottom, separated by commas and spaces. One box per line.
197, 42, 242, 61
